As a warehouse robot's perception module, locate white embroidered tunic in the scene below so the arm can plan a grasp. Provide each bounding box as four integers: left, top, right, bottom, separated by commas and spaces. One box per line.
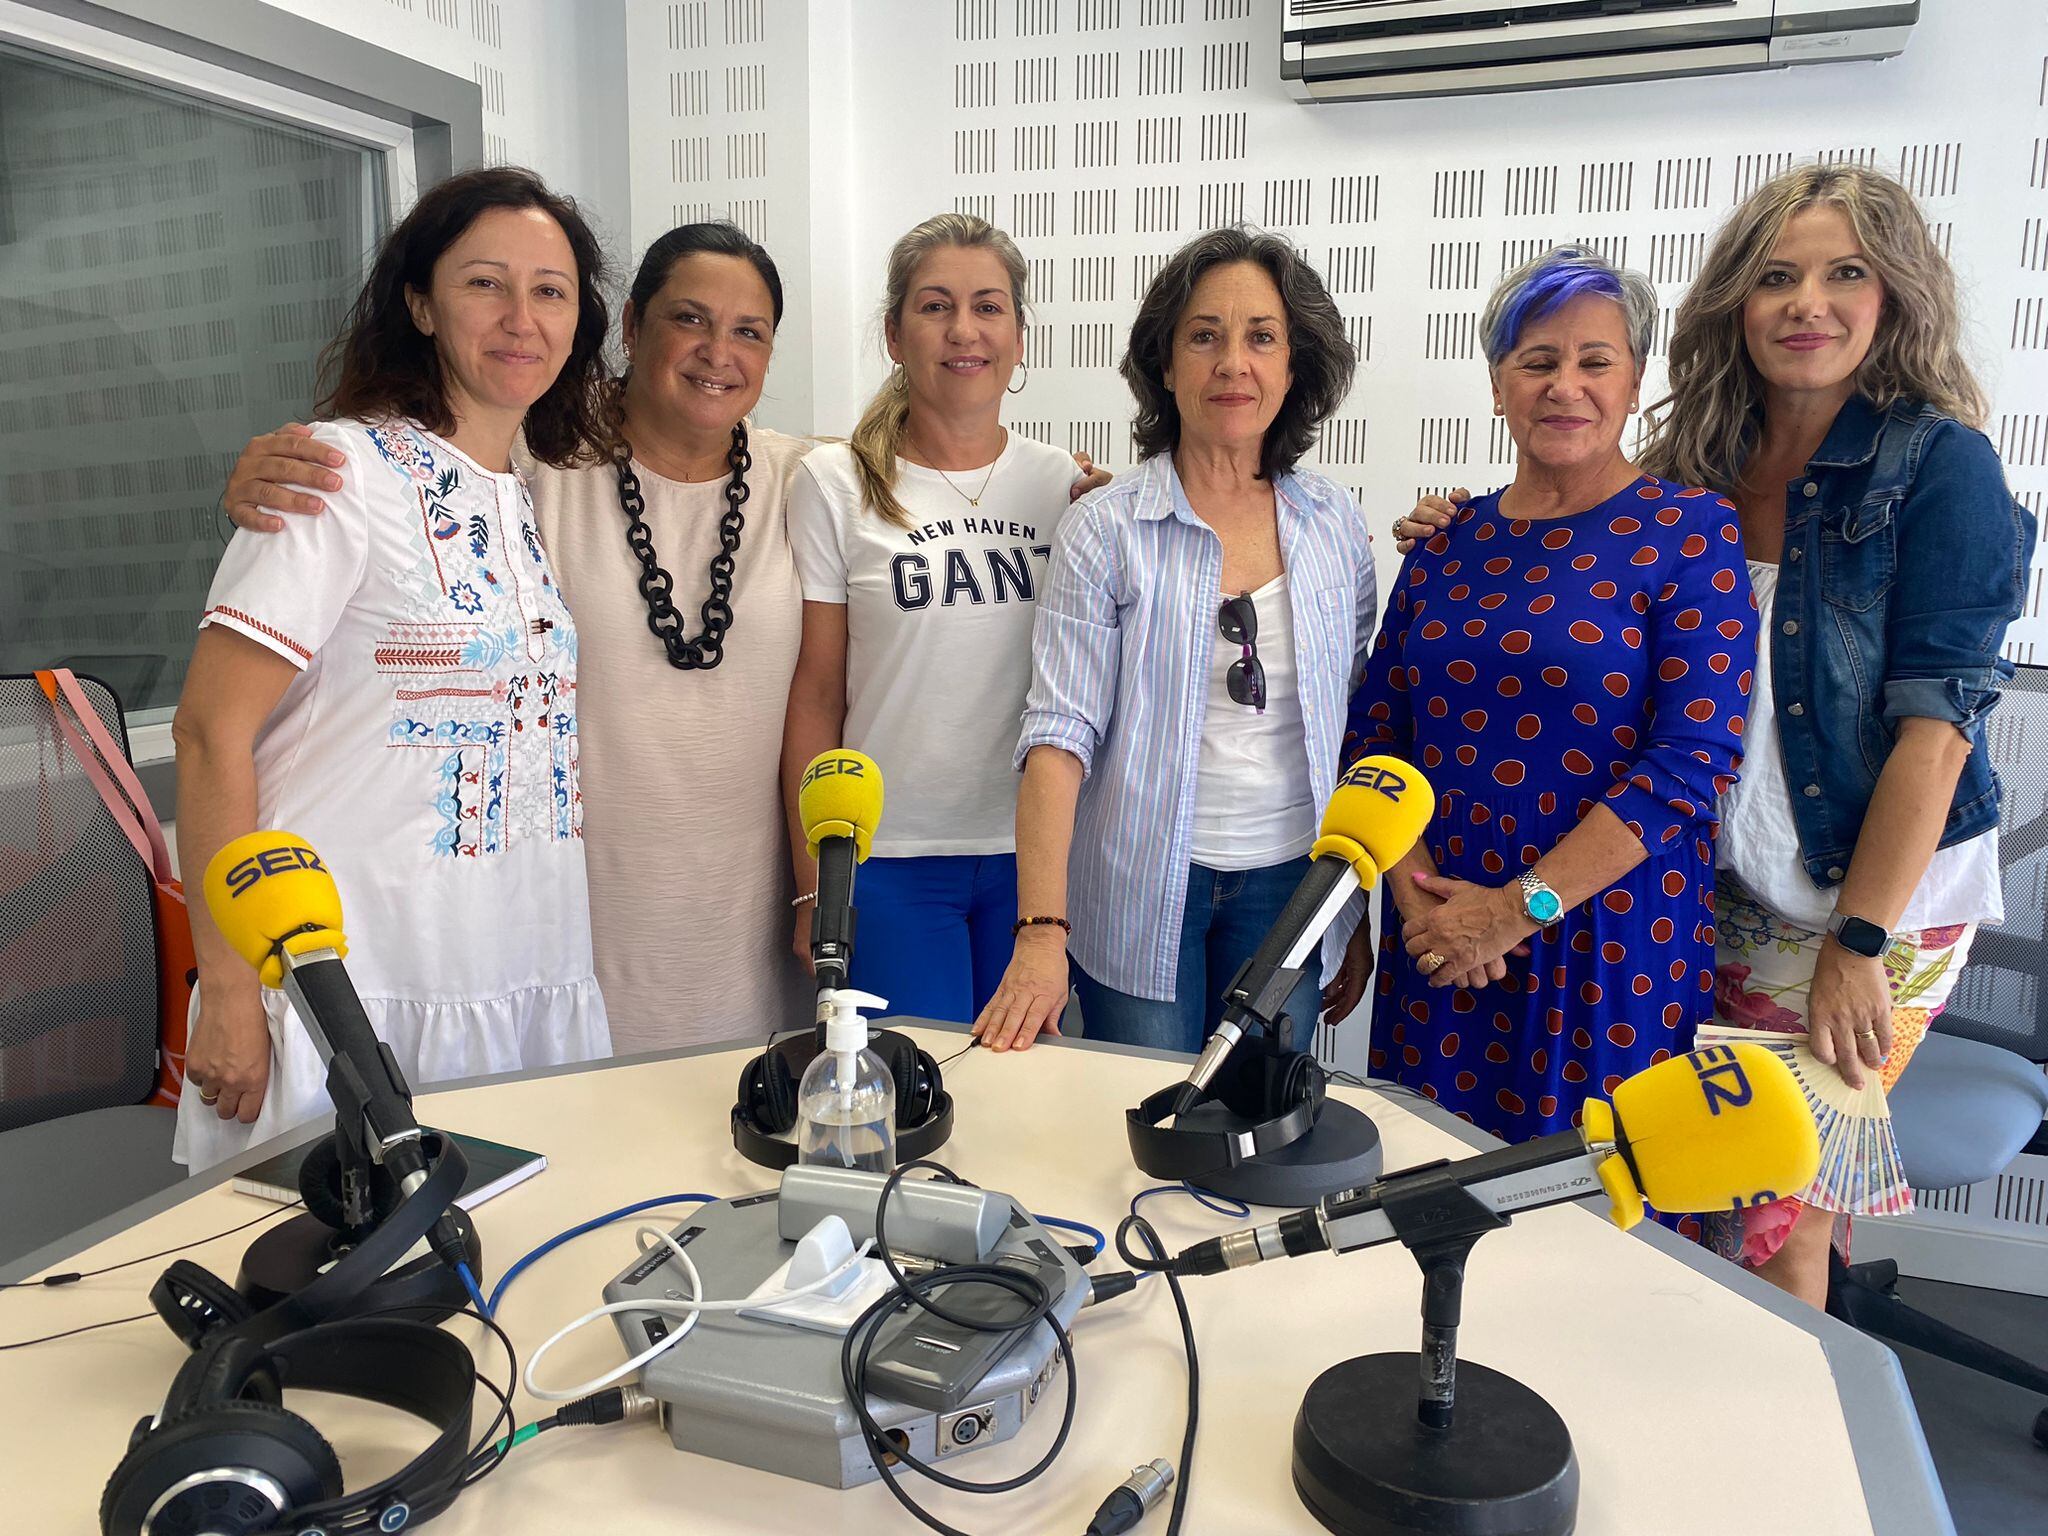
175, 419, 610, 1172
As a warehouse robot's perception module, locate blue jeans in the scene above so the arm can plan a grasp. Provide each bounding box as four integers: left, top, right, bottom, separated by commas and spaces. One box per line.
847, 854, 1018, 1024
1074, 858, 1325, 1056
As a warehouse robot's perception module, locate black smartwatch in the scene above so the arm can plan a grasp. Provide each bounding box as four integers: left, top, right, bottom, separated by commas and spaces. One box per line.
1826, 910, 1891, 958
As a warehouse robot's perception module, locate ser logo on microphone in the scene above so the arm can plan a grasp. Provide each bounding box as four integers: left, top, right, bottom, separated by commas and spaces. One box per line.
1338, 759, 1408, 801
801, 755, 867, 789
1688, 1044, 1755, 1116
222, 844, 326, 898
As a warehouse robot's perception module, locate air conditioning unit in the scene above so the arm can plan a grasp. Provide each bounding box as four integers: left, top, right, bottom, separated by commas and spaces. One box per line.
1283, 1, 1920, 102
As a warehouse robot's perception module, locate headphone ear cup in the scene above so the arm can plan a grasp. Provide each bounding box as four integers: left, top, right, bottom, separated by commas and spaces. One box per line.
902, 1048, 940, 1123
100, 1400, 342, 1536
1210, 1045, 1264, 1120
151, 1261, 256, 1350
295, 1135, 350, 1231
1276, 1051, 1327, 1121
868, 1032, 931, 1125
750, 1050, 800, 1136
162, 1335, 279, 1420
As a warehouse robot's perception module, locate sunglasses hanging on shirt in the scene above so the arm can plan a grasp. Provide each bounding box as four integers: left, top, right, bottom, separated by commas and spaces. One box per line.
1219, 594, 1266, 715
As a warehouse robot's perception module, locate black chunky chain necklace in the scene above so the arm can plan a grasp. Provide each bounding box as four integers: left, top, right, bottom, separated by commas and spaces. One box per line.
612, 421, 751, 670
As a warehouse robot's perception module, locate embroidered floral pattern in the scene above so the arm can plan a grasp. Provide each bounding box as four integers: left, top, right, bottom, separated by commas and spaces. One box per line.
363, 424, 581, 856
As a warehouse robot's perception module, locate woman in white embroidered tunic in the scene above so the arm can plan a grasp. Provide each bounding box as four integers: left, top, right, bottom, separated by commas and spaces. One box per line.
173, 169, 613, 1171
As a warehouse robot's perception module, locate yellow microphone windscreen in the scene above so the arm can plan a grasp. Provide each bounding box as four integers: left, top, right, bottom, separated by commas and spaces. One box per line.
1313, 754, 1435, 883
201, 831, 347, 988
1606, 1043, 1821, 1214
799, 749, 885, 862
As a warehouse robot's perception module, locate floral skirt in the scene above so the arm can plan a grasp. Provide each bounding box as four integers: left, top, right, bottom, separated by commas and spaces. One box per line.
1704, 875, 1975, 1267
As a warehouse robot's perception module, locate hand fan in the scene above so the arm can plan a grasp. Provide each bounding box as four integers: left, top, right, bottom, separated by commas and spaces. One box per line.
1692, 1011, 1928, 1216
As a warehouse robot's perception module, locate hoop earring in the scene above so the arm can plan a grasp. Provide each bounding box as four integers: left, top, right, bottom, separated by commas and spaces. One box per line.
1007, 360, 1029, 396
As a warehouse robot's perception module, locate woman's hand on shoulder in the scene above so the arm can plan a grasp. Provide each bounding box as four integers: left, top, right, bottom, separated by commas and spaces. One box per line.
223, 423, 346, 533
1070, 451, 1113, 501
1392, 487, 1466, 555
971, 930, 1069, 1052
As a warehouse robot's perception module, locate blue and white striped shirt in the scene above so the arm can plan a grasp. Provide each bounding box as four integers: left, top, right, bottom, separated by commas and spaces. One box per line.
1016, 452, 1379, 1001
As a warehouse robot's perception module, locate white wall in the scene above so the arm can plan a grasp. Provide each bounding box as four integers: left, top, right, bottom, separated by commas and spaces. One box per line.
258, 0, 632, 258
632, 0, 2048, 651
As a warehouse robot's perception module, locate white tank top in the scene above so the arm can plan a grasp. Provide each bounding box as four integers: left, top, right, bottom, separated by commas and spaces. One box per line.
1715, 559, 2002, 930
1189, 572, 1318, 870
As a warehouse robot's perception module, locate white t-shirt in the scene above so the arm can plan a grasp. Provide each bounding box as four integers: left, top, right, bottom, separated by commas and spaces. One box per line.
1717, 559, 2003, 931
788, 434, 1081, 856
1189, 572, 1317, 869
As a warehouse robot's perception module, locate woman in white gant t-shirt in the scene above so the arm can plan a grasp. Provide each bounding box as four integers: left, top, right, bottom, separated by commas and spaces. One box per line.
782, 213, 1094, 1023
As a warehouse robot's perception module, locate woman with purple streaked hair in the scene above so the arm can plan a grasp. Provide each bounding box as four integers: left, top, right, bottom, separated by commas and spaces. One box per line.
1339, 246, 1756, 1198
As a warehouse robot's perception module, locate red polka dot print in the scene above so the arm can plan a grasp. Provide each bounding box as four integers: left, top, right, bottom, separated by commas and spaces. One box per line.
1342, 475, 1753, 1143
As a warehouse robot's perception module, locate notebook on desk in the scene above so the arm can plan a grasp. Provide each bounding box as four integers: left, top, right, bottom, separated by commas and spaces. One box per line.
231, 1130, 546, 1211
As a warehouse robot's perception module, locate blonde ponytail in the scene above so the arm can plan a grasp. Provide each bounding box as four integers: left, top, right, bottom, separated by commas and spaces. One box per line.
848, 365, 916, 528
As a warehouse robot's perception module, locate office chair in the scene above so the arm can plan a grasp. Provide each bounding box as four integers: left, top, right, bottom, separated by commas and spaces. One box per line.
0, 672, 179, 1268
1828, 664, 2048, 1450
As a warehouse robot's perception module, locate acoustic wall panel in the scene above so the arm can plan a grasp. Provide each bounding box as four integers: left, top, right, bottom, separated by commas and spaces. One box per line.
625, 1, 2048, 663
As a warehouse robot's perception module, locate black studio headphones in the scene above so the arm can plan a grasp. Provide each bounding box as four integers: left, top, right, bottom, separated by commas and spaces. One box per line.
112, 1137, 484, 1535
1127, 1041, 1327, 1183
102, 1317, 476, 1536
732, 1026, 955, 1169
149, 1132, 473, 1352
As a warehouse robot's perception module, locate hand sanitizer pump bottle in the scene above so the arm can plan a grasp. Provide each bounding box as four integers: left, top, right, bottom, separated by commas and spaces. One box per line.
795, 989, 897, 1173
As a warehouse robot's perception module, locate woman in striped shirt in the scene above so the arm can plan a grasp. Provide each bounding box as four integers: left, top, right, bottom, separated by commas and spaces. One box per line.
973, 228, 1380, 1055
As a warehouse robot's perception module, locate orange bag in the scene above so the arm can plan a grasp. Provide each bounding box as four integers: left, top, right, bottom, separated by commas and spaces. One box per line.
37, 668, 195, 1106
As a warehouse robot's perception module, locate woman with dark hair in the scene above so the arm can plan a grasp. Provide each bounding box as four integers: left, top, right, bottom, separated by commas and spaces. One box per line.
972, 226, 1379, 1054
176, 167, 613, 1169
221, 214, 817, 1055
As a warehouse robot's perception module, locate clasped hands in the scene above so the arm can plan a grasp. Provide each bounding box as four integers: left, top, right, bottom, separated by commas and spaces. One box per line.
1400, 871, 1537, 989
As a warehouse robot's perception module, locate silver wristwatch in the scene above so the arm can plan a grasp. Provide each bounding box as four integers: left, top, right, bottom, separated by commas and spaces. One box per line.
1517, 871, 1563, 925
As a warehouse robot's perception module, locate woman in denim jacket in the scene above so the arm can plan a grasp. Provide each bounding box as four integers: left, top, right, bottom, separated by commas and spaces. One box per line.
1397, 165, 2035, 1309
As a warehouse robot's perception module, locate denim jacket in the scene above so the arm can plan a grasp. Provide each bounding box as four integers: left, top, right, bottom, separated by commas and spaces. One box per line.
1772, 394, 2036, 887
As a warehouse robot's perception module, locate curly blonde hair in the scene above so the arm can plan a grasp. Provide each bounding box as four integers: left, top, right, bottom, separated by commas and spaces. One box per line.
1638, 163, 1987, 495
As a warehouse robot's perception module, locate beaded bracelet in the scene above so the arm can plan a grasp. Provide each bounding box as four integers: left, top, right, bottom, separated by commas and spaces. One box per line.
1012, 915, 1072, 937
790, 890, 817, 909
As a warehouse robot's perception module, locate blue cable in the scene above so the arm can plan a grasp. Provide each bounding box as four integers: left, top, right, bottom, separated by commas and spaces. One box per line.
455, 1260, 489, 1316
484, 1193, 719, 1318
1033, 1214, 1107, 1262
1129, 1182, 1251, 1222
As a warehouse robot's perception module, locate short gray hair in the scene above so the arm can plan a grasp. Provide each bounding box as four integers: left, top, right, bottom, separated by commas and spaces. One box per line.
1480, 245, 1656, 372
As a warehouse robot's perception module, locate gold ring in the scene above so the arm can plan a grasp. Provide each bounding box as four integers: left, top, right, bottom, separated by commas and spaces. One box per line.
199, 1089, 221, 1105
1854, 1026, 1879, 1038
1421, 951, 1448, 975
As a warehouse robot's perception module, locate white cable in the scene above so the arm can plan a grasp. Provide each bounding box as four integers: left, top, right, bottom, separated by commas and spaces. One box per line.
522, 1222, 876, 1402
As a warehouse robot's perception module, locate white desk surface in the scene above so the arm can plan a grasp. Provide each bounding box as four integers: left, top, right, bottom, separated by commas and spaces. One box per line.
2, 1027, 1944, 1535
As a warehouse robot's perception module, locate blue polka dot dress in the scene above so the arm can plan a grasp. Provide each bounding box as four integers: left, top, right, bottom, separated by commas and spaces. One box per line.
1344, 475, 1756, 1145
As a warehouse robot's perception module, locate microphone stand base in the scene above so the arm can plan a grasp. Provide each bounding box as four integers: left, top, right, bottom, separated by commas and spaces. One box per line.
1293, 1352, 1577, 1536
1172, 1098, 1383, 1207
